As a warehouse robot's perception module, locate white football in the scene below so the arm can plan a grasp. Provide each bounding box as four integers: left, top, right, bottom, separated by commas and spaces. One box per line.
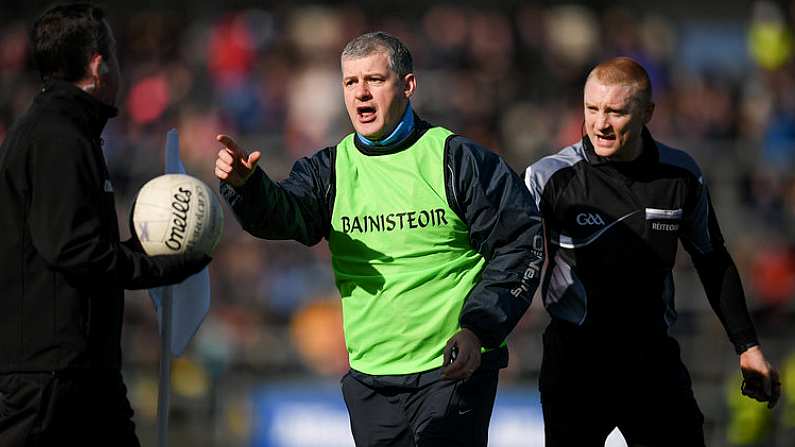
132, 174, 223, 256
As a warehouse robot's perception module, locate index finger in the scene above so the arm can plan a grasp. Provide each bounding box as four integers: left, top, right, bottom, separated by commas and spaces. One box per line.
217, 134, 244, 156
442, 358, 464, 379
443, 349, 472, 379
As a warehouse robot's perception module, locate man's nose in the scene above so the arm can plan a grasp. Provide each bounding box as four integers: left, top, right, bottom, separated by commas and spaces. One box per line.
355, 82, 371, 100
595, 112, 609, 130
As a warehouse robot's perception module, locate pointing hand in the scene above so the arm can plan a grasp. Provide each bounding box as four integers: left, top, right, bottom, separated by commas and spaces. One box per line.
214, 134, 261, 188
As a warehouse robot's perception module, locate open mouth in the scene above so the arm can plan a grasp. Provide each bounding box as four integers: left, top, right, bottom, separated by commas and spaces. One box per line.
357, 105, 376, 122
595, 134, 616, 145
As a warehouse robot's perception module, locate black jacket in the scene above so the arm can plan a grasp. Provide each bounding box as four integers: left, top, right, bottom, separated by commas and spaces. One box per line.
525, 129, 758, 353
0, 80, 191, 373
222, 119, 544, 366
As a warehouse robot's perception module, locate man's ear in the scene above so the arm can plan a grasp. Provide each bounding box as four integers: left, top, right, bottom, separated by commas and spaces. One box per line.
87, 52, 104, 80
403, 73, 416, 99
643, 101, 655, 125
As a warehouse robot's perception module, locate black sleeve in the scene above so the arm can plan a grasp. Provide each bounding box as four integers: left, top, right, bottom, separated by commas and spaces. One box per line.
680, 177, 759, 354
28, 129, 194, 289
219, 147, 334, 246
447, 136, 544, 348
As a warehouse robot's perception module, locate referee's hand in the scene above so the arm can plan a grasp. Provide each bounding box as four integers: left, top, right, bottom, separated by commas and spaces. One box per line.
739, 345, 781, 409
442, 328, 482, 381
215, 134, 261, 188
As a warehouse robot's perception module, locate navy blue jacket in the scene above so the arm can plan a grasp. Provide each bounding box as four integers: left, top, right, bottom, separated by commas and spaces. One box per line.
222, 118, 544, 366
0, 81, 202, 372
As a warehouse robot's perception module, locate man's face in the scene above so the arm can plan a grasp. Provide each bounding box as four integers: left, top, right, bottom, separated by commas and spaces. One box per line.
583, 78, 652, 160
341, 51, 415, 140
96, 19, 121, 106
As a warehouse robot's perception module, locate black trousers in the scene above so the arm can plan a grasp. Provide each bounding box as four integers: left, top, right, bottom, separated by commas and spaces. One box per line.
539, 322, 705, 447
0, 370, 139, 447
341, 367, 499, 447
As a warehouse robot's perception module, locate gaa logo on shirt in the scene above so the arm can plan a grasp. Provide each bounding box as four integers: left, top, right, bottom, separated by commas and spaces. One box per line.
576, 213, 605, 226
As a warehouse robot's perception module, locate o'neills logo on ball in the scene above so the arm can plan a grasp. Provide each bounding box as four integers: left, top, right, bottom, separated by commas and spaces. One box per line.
166, 186, 192, 251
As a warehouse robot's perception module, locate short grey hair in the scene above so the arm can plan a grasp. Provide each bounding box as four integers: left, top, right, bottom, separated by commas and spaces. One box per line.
341, 31, 413, 78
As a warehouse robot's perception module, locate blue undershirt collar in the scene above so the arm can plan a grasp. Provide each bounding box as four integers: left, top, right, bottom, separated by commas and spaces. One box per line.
356, 102, 414, 147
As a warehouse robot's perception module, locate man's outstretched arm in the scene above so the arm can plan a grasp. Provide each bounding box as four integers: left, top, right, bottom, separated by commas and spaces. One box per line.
215, 134, 333, 246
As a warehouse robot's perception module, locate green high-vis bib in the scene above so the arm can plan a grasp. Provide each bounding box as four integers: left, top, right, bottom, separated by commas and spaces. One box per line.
329, 127, 485, 375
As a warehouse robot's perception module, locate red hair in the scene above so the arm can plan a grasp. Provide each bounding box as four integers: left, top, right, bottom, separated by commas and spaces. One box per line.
586, 57, 652, 105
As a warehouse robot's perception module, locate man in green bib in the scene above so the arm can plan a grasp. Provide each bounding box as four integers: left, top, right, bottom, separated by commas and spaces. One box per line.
215, 32, 543, 446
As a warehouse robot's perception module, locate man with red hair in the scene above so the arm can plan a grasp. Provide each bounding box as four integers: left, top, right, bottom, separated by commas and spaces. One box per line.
524, 57, 780, 446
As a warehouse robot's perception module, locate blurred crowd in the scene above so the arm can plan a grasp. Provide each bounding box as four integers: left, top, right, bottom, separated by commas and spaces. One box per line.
3, 0, 795, 445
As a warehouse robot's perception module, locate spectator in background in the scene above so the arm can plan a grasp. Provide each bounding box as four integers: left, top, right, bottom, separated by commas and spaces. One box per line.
0, 4, 209, 445
524, 57, 780, 446
215, 31, 543, 446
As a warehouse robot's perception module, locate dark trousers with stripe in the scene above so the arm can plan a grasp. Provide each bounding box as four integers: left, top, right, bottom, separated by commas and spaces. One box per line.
540, 321, 706, 447
341, 367, 499, 447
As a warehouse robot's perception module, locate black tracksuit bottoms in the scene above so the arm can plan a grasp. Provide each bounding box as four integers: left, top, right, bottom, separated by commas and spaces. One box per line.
341, 367, 499, 447
539, 321, 706, 447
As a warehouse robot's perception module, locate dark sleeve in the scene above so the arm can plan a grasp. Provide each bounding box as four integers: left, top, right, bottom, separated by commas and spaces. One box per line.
219, 147, 334, 246
447, 136, 544, 348
27, 129, 190, 289
680, 175, 759, 354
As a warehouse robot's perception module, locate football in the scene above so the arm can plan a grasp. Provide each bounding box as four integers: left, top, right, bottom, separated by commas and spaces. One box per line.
132, 174, 223, 257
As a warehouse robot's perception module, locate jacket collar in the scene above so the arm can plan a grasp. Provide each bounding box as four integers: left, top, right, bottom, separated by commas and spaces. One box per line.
37, 79, 118, 138
356, 102, 415, 147
353, 113, 431, 156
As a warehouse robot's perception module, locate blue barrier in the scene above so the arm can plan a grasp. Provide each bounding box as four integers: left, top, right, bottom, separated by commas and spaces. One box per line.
251, 383, 546, 447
